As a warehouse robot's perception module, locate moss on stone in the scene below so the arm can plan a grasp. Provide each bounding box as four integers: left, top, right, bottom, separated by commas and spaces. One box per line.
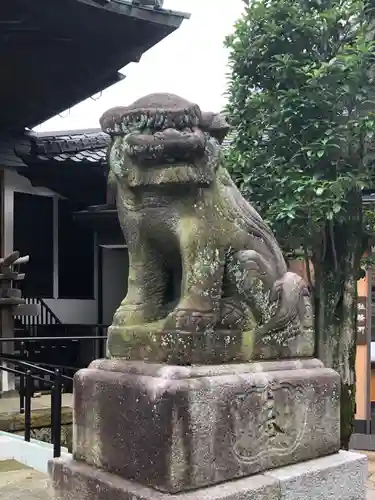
108, 323, 258, 364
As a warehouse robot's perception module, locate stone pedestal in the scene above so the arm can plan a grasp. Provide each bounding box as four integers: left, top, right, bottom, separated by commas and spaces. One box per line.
50, 357, 343, 495
48, 357, 367, 499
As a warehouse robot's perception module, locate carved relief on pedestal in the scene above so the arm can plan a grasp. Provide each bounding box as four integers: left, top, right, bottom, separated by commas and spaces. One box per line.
230, 381, 309, 464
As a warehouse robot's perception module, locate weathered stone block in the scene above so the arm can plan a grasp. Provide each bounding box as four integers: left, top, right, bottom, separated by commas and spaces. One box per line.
73, 358, 340, 493
48, 451, 367, 500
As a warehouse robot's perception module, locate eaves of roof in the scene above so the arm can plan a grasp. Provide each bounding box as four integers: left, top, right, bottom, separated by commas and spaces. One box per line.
0, 0, 190, 132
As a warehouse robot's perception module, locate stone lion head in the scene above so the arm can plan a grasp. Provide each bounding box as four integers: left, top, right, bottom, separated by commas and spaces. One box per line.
100, 93, 230, 188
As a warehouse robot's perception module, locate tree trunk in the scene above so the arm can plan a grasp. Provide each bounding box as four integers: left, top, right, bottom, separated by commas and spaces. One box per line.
314, 262, 357, 449
313, 205, 363, 450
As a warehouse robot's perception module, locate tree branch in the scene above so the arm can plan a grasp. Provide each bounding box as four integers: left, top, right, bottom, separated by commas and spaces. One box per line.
329, 220, 339, 272
303, 245, 314, 296
322, 228, 327, 261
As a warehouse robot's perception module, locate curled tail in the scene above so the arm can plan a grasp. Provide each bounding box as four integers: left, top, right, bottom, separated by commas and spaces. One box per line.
234, 251, 312, 336
259, 272, 312, 336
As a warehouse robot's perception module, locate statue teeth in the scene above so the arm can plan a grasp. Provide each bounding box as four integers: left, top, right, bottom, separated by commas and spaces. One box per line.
155, 113, 165, 129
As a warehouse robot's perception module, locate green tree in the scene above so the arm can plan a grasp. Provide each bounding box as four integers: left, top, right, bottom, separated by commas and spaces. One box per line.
225, 0, 375, 448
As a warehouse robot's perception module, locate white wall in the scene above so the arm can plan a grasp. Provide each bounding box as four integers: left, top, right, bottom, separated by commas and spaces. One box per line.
43, 299, 98, 324
3, 170, 98, 325
102, 248, 128, 325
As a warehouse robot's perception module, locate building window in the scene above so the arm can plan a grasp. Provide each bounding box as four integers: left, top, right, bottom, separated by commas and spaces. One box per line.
13, 192, 54, 298
58, 199, 94, 299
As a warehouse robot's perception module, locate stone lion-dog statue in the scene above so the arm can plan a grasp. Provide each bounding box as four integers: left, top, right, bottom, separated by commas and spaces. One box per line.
100, 93, 313, 363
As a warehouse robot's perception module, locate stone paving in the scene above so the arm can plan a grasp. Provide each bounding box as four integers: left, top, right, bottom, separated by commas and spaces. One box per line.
0, 461, 49, 500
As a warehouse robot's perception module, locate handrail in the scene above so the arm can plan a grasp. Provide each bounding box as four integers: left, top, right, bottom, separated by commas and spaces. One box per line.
15, 323, 109, 328
0, 353, 71, 458
0, 364, 24, 376
0, 354, 73, 382
2, 356, 78, 373
0, 335, 108, 342
0, 331, 109, 458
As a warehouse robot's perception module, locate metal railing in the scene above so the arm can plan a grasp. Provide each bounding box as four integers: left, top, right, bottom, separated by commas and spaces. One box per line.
0, 333, 108, 458
13, 325, 108, 388
0, 352, 72, 458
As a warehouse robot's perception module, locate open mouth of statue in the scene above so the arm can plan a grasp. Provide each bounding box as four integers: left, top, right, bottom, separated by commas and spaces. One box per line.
120, 128, 215, 188
124, 127, 207, 165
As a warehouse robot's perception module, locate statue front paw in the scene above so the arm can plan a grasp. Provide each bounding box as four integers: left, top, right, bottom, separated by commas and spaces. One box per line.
112, 300, 161, 327
164, 308, 216, 332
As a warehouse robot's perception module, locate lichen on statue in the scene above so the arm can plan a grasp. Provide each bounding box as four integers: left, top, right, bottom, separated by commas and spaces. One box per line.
100, 93, 314, 364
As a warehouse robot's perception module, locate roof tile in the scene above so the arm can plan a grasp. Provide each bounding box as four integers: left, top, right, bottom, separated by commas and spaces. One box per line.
20, 129, 110, 166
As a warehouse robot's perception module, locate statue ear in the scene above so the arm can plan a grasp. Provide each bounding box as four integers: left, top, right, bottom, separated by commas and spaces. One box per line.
200, 112, 230, 144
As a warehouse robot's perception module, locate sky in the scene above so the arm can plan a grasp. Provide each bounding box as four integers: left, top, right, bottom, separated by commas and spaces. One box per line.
36, 0, 244, 132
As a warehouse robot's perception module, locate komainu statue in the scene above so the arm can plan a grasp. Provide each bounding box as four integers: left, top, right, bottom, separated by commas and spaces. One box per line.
100, 93, 314, 362
50, 95, 343, 500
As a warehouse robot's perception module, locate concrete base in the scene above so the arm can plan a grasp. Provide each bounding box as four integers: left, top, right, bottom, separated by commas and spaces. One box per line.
49, 451, 367, 500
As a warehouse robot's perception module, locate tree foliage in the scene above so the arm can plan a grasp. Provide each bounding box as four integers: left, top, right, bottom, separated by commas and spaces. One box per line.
225, 0, 375, 448
226, 0, 375, 252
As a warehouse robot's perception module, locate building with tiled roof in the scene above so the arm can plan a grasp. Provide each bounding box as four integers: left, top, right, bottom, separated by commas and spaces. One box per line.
13, 129, 110, 207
